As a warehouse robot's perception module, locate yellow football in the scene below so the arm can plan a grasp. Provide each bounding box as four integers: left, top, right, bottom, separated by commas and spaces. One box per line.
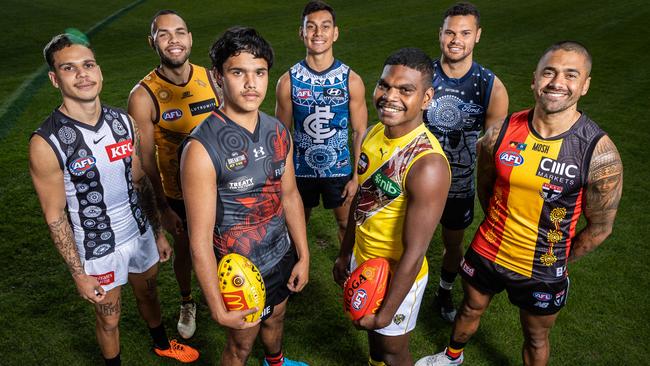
217, 253, 266, 322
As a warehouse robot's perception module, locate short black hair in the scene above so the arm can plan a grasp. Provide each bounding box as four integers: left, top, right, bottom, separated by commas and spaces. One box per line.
540, 40, 593, 74
43, 32, 93, 70
209, 26, 274, 74
302, 0, 336, 24
443, 2, 480, 27
150, 9, 184, 36
383, 47, 434, 88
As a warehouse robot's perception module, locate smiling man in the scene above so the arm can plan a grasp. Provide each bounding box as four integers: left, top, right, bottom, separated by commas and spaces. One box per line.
30, 32, 198, 365
180, 27, 309, 366
333, 48, 450, 366
424, 2, 509, 323
128, 10, 222, 339
276, 0, 367, 245
416, 41, 623, 366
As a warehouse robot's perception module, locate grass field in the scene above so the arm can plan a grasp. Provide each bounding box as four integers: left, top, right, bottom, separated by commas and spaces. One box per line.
1, 0, 648, 365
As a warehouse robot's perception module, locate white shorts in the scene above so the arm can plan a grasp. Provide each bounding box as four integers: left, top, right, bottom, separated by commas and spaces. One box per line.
350, 255, 428, 336
82, 227, 159, 292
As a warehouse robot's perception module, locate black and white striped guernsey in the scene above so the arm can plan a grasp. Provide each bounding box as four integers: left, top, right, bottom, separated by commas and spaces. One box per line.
33, 106, 147, 260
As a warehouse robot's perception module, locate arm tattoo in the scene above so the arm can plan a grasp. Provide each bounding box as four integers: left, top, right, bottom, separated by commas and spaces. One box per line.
48, 210, 84, 277
570, 136, 623, 261
131, 118, 162, 236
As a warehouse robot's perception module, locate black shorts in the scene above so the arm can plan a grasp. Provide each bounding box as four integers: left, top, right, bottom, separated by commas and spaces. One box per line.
459, 247, 570, 315
440, 196, 475, 230
167, 197, 187, 227
259, 247, 297, 321
296, 175, 352, 209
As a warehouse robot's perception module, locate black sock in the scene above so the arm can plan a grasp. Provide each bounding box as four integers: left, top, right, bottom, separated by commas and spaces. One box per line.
440, 268, 458, 284
149, 324, 170, 350
449, 337, 467, 352
104, 353, 121, 366
180, 291, 194, 305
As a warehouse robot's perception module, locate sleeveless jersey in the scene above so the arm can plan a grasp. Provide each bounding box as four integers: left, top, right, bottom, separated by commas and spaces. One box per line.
289, 59, 352, 178
189, 109, 291, 275
471, 109, 605, 281
354, 123, 449, 281
33, 106, 147, 260
139, 63, 220, 199
423, 59, 495, 198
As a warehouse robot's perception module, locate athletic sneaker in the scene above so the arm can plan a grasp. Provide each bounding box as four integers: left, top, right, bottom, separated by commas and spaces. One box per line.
177, 302, 197, 339
434, 291, 457, 323
415, 349, 464, 366
154, 339, 199, 363
262, 357, 309, 366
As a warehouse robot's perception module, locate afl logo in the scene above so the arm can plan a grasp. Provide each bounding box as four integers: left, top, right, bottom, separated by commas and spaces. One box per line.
162, 109, 183, 121
69, 156, 96, 176
458, 102, 484, 115
499, 151, 524, 166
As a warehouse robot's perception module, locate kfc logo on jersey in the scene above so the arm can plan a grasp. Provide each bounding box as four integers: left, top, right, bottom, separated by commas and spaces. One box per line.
69, 156, 96, 176
296, 89, 312, 99
105, 139, 133, 162
499, 151, 524, 166
91, 271, 115, 286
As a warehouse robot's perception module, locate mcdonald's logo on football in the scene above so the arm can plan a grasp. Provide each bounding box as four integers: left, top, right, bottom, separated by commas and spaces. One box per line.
222, 290, 250, 311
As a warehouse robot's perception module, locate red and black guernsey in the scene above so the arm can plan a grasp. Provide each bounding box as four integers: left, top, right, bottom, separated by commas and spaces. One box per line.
188, 109, 291, 276
471, 109, 605, 281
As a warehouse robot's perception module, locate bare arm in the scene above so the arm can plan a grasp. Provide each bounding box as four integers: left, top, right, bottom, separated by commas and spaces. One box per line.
129, 115, 171, 261
181, 140, 258, 329
569, 135, 623, 262
128, 86, 182, 235
357, 153, 450, 330
484, 76, 509, 131
476, 124, 501, 214
281, 140, 310, 293
29, 135, 105, 302
332, 190, 359, 287
275, 72, 293, 130
342, 71, 369, 203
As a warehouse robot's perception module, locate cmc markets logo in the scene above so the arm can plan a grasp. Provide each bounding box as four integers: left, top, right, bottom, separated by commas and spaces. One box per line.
162, 109, 183, 121
105, 139, 133, 162
69, 156, 96, 176
499, 151, 524, 166
536, 157, 578, 185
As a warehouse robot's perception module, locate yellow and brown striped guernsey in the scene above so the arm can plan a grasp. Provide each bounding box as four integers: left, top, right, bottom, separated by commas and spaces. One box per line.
139, 64, 220, 199
471, 109, 605, 281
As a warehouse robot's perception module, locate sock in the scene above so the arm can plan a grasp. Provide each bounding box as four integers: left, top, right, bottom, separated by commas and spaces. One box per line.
265, 351, 284, 366
149, 324, 170, 350
104, 353, 121, 366
446, 338, 466, 360
368, 356, 386, 366
181, 291, 194, 305
439, 268, 457, 291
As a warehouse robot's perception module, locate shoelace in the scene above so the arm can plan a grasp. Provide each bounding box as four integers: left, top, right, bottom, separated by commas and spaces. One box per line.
180, 305, 194, 322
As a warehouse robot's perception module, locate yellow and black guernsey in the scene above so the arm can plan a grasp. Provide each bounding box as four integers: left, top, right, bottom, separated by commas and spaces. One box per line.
139, 64, 220, 199
354, 123, 449, 281
471, 109, 605, 281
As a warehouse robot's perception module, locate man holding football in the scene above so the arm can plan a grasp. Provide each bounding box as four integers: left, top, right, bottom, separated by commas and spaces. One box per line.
333, 47, 450, 366
181, 27, 310, 366
416, 41, 623, 366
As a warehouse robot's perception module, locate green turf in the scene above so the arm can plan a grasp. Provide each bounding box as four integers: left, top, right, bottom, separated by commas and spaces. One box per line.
1, 0, 648, 365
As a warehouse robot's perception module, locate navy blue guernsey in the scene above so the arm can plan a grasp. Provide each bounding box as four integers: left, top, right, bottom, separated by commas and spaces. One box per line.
289, 59, 352, 178
188, 109, 291, 275
33, 106, 147, 260
424, 59, 496, 198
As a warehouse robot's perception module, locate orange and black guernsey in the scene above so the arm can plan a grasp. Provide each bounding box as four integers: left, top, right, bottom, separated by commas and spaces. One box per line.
471, 109, 605, 282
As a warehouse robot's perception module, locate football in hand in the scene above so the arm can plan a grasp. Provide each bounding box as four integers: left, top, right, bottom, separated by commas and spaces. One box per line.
343, 257, 390, 321
217, 253, 266, 322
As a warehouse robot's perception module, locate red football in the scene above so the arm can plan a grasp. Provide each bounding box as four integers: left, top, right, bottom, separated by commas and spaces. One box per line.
343, 257, 390, 321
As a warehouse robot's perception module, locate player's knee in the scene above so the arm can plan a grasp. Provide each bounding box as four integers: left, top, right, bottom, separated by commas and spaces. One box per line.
96, 316, 119, 333
458, 300, 486, 320
523, 327, 550, 349
225, 339, 254, 361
